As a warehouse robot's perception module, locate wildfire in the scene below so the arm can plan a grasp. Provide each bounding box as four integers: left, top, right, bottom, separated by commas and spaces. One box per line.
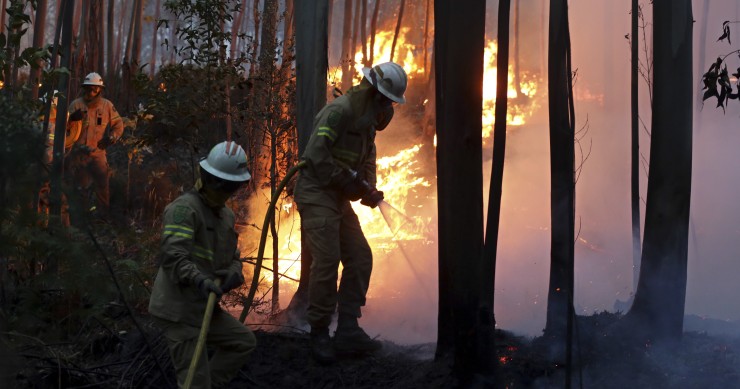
331, 30, 539, 141
481, 39, 540, 139
239, 145, 434, 307
331, 27, 425, 89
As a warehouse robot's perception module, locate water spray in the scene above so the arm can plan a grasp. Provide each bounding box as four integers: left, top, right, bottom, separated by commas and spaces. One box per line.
377, 200, 434, 304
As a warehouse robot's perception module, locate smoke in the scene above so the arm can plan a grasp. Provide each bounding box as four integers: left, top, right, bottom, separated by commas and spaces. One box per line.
240, 0, 740, 345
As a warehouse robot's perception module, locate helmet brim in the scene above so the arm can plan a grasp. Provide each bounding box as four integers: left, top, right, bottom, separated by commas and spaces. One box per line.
362, 67, 406, 104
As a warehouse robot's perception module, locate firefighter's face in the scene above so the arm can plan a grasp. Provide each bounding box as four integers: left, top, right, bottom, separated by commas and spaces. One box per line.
83, 85, 102, 100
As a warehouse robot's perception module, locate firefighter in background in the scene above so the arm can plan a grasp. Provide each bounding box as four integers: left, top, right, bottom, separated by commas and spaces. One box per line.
65, 72, 123, 219
294, 61, 407, 363
149, 141, 256, 388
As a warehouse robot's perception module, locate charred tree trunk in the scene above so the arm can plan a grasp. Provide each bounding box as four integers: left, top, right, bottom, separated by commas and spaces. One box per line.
544, 1, 576, 381
434, 0, 487, 383
480, 0, 512, 378
389, 0, 405, 63
369, 0, 381, 66
360, 0, 367, 64
630, 0, 641, 298
626, 0, 693, 344
284, 0, 329, 324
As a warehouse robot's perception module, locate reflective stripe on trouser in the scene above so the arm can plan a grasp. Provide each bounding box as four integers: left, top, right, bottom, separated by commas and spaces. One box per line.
300, 202, 373, 328
153, 309, 256, 388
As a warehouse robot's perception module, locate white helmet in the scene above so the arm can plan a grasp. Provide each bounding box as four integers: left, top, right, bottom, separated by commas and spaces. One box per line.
362, 62, 407, 104
82, 72, 105, 87
200, 141, 252, 182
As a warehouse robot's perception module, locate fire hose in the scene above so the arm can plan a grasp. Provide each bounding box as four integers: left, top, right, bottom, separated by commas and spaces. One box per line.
184, 278, 221, 389
187, 162, 305, 387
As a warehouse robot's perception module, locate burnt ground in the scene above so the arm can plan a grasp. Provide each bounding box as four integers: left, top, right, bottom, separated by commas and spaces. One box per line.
5, 312, 740, 388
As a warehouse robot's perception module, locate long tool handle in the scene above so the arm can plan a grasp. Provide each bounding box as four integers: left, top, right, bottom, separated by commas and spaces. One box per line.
184, 278, 221, 389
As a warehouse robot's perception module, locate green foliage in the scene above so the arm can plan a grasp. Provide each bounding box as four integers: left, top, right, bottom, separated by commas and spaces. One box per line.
132, 0, 252, 146
0, 0, 51, 89
0, 94, 45, 209
132, 63, 247, 146
702, 21, 740, 111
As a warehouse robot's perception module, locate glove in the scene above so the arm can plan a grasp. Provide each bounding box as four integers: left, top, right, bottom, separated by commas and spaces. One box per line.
194, 275, 223, 299
214, 268, 244, 293
341, 173, 373, 201
360, 189, 384, 208
69, 109, 85, 122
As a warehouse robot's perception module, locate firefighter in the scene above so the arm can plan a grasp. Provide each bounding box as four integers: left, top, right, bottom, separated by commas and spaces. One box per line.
149, 141, 256, 388
294, 61, 407, 363
65, 72, 123, 220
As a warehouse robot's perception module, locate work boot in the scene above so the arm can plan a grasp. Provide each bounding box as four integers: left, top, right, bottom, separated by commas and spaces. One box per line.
310, 327, 336, 364
333, 325, 382, 354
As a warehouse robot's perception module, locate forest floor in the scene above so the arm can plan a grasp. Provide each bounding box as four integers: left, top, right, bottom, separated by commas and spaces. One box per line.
5, 311, 740, 388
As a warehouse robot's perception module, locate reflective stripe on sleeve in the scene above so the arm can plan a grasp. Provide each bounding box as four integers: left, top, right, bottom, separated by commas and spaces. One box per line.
317, 126, 337, 141
193, 245, 214, 261
163, 224, 194, 239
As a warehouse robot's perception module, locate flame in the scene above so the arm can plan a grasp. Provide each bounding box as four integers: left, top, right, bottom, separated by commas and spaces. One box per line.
331, 31, 539, 140
481, 40, 540, 139
330, 27, 425, 90
240, 145, 434, 307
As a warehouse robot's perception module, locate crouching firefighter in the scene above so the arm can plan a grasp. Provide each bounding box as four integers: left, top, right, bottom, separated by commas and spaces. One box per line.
149, 141, 256, 388
294, 61, 408, 363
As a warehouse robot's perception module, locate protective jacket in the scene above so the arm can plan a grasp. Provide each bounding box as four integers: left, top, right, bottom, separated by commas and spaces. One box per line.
294, 85, 384, 210
68, 96, 123, 150
149, 189, 242, 327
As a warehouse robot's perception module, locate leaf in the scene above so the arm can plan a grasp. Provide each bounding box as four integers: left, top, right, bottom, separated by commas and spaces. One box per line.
702, 88, 719, 102
718, 21, 731, 44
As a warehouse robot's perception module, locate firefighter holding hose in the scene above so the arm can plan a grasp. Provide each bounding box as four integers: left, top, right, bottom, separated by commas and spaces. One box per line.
149, 141, 256, 387
294, 61, 407, 363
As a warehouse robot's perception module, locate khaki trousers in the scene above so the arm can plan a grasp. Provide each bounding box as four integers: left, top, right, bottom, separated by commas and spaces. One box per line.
299, 202, 373, 328
154, 309, 256, 388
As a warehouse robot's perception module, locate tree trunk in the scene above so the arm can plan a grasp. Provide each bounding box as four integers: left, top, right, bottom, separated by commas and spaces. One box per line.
481, 0, 512, 359
626, 0, 693, 344
131, 0, 144, 67
423, 0, 430, 77
360, 0, 367, 64
283, 0, 329, 324
149, 0, 161, 78
86, 0, 102, 73
368, 0, 380, 66
106, 0, 114, 78
544, 2, 576, 380
29, 0, 48, 100
513, 0, 521, 96
351, 0, 360, 70
340, 0, 354, 91
230, 0, 248, 61
0, 0, 6, 37
389, 0, 405, 63
434, 0, 487, 383
50, 0, 76, 223
630, 0, 641, 298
